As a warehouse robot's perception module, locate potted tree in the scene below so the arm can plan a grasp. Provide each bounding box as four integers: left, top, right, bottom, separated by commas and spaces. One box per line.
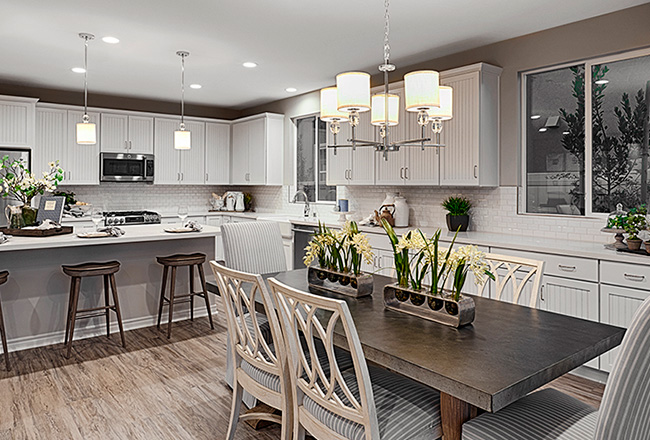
442, 196, 471, 232
623, 205, 647, 251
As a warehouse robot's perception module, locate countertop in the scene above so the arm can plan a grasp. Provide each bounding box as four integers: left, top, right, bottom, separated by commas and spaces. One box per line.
0, 224, 220, 252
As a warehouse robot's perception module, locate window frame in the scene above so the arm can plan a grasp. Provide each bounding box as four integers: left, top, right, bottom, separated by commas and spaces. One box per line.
519, 46, 650, 218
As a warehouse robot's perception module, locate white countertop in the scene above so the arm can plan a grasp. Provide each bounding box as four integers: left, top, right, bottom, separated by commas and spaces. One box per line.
0, 224, 220, 252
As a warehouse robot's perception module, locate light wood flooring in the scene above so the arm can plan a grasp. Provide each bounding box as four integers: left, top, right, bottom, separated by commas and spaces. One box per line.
0, 307, 605, 439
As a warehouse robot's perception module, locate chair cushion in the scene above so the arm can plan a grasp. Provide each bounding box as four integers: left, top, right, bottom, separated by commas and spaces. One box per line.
462, 388, 597, 440
303, 365, 442, 440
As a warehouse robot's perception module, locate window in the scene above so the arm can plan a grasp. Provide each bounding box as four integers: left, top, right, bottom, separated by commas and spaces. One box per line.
294, 115, 335, 203
522, 49, 650, 216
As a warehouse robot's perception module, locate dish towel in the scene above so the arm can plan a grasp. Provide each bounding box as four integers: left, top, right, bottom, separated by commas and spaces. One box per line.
184, 221, 203, 232
98, 226, 125, 237
22, 219, 61, 230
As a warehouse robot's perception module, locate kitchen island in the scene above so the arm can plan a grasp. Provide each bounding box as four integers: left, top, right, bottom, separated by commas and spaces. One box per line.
0, 224, 220, 352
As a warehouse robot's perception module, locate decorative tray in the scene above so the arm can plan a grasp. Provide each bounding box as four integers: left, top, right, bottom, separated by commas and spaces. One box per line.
0, 226, 73, 237
164, 227, 198, 233
77, 232, 111, 239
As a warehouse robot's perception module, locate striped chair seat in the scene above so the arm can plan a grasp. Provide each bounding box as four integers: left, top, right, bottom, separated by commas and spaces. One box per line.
303, 365, 442, 440
462, 389, 597, 440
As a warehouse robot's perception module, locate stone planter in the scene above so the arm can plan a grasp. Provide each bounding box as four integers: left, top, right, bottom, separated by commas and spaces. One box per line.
627, 238, 643, 251
446, 214, 469, 232
307, 266, 373, 298
383, 283, 475, 328
22, 206, 38, 227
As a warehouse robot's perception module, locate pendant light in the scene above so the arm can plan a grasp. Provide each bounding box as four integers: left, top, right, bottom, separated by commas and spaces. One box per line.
319, 87, 349, 145
174, 51, 191, 150
76, 33, 96, 145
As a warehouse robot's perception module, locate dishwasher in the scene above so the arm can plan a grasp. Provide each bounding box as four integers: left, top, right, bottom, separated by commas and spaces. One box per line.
292, 225, 318, 269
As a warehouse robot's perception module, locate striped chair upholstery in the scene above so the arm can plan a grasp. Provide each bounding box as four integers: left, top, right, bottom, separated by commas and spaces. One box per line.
462, 295, 650, 440
269, 277, 442, 440
221, 221, 287, 275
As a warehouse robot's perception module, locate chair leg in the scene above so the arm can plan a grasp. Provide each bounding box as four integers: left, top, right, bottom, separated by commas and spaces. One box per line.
104, 275, 111, 338
197, 263, 214, 329
189, 265, 195, 321
157, 265, 168, 329
66, 277, 81, 359
0, 296, 10, 371
226, 380, 244, 440
166, 267, 177, 339
64, 276, 76, 346
109, 274, 126, 349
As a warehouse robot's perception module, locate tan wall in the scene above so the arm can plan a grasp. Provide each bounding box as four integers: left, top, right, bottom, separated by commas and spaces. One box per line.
242, 3, 650, 186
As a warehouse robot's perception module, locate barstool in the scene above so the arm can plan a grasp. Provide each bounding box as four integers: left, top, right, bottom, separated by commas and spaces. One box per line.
0, 271, 10, 370
62, 261, 126, 358
156, 253, 214, 338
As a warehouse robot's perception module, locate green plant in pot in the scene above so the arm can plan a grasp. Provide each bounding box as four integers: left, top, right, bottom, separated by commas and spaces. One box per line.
623, 205, 647, 251
442, 196, 471, 232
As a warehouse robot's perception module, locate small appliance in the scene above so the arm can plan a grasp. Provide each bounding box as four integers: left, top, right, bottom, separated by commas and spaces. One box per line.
103, 210, 161, 226
100, 153, 154, 182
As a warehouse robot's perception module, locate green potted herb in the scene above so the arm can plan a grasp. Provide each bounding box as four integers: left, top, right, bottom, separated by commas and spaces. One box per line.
442, 196, 472, 232
624, 205, 648, 251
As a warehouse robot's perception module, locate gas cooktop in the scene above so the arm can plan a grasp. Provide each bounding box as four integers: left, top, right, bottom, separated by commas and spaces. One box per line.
103, 210, 161, 226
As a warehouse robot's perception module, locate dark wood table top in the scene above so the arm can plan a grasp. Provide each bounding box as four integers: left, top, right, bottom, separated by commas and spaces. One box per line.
207, 269, 625, 412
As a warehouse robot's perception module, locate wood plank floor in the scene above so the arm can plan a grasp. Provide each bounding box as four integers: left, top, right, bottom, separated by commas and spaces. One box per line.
0, 308, 605, 439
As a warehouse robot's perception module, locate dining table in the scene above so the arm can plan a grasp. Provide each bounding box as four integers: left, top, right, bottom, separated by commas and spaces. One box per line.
207, 268, 626, 440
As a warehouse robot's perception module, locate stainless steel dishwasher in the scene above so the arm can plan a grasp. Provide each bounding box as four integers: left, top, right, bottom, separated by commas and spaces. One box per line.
292, 225, 318, 269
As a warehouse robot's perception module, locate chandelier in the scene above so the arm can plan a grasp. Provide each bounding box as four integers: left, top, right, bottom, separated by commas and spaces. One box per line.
320, 0, 453, 160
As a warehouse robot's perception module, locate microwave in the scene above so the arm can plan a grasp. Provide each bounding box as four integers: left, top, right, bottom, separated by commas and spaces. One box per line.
100, 153, 154, 182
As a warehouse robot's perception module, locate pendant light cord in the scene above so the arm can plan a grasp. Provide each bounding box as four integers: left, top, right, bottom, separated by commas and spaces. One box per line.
180, 53, 186, 127
383, 0, 390, 66
83, 36, 89, 119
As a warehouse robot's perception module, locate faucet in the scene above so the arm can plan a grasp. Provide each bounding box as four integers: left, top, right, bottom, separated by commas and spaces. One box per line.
292, 189, 311, 218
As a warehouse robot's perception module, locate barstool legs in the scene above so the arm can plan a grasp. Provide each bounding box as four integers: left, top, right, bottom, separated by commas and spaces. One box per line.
198, 264, 214, 330
156, 265, 169, 330
167, 267, 177, 339
66, 277, 81, 359
0, 296, 10, 370
109, 274, 126, 348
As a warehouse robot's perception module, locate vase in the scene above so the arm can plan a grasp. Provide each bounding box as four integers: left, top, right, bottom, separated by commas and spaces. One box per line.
22, 205, 38, 227
5, 205, 25, 229
393, 196, 409, 228
446, 214, 469, 232
307, 266, 373, 298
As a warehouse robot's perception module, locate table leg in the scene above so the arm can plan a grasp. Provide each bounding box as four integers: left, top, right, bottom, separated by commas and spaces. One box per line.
440, 392, 479, 440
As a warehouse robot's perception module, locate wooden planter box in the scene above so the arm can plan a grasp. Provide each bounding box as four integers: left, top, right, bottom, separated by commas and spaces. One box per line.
307, 266, 373, 298
383, 283, 475, 328
0, 226, 73, 237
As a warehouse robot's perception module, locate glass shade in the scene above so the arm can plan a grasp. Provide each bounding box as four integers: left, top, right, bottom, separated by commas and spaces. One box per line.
174, 129, 191, 150
76, 122, 96, 145
336, 72, 371, 113
320, 87, 349, 122
371, 93, 399, 126
404, 70, 440, 112
428, 86, 453, 120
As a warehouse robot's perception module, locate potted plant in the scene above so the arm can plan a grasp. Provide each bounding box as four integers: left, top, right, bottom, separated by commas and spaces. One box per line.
442, 196, 471, 232
623, 205, 647, 251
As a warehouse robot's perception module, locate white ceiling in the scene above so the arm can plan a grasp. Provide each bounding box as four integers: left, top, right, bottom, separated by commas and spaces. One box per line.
1, 0, 646, 110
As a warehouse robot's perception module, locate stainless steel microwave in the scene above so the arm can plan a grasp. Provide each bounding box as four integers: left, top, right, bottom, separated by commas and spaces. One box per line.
100, 153, 154, 182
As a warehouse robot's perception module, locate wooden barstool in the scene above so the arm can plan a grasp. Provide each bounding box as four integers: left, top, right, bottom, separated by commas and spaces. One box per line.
62, 261, 126, 358
0, 271, 10, 370
156, 253, 214, 338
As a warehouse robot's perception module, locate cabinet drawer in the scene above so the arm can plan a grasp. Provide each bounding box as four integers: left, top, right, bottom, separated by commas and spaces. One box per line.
601, 261, 650, 291
490, 247, 598, 282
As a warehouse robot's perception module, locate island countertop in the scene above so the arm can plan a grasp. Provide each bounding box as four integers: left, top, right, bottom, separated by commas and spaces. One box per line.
0, 224, 221, 252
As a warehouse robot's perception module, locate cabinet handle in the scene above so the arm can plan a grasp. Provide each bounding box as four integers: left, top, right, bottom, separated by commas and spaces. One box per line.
540, 285, 545, 301
181, 172, 184, 181
400, 167, 404, 179
125, 140, 128, 150
474, 165, 478, 179
558, 264, 577, 272
348, 169, 352, 180
624, 273, 645, 282
405, 167, 409, 180
205, 173, 209, 182
177, 172, 180, 181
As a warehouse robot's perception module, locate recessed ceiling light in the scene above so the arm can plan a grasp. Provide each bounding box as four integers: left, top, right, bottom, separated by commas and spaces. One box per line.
595, 79, 609, 85
285, 87, 297, 93
189, 84, 202, 89
530, 115, 541, 120
71, 67, 86, 73
242, 62, 257, 68
539, 127, 548, 132
101, 36, 120, 44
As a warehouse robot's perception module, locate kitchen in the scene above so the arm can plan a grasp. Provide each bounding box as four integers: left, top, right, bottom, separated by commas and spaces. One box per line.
0, 1, 649, 439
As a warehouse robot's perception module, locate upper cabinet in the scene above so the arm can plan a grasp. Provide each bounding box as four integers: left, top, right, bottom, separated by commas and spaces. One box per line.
100, 113, 154, 154
326, 111, 375, 186
0, 95, 38, 148
153, 117, 205, 185
230, 113, 284, 185
205, 121, 230, 185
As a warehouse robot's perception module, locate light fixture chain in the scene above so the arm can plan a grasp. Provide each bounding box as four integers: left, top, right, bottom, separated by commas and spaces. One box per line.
383, 0, 390, 65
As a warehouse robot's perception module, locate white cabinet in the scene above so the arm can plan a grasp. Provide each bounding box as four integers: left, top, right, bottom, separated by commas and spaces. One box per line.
439, 63, 501, 187
153, 117, 205, 185
205, 122, 230, 185
34, 107, 67, 177
230, 113, 284, 185
0, 95, 37, 148
100, 113, 154, 154
326, 115, 375, 186
283, 238, 294, 271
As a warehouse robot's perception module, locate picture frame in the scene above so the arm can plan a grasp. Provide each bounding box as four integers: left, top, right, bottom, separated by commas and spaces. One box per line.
36, 196, 65, 224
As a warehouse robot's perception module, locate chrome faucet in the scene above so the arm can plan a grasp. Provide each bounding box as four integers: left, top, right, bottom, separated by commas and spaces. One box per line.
292, 189, 311, 218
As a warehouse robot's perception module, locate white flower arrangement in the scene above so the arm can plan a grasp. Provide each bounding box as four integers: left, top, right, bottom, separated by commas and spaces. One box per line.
0, 157, 64, 205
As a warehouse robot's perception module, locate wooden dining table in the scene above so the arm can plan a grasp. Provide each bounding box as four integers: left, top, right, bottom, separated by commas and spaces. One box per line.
207, 268, 625, 440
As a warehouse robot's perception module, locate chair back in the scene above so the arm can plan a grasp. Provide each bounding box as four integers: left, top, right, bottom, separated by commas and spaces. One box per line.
268, 278, 380, 440
222, 221, 287, 274
210, 261, 286, 392
476, 253, 545, 308
595, 296, 650, 440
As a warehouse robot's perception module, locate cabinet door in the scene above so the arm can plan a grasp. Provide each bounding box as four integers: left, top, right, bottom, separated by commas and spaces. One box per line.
153, 118, 181, 184
600, 285, 650, 372
34, 108, 67, 176
375, 88, 407, 185
541, 276, 599, 369
178, 120, 205, 184
247, 118, 266, 185
100, 113, 128, 153
439, 72, 480, 186
326, 121, 351, 185
64, 110, 100, 185
404, 101, 440, 185
231, 121, 249, 185
0, 99, 34, 147
128, 115, 154, 153
205, 122, 230, 184
350, 147, 375, 185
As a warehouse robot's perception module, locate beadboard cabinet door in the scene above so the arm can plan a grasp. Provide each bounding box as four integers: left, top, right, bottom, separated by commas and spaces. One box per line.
230, 113, 283, 185
230, 120, 249, 184
100, 113, 129, 153
0, 96, 37, 148
64, 110, 100, 185
205, 122, 230, 185
128, 115, 154, 153
153, 118, 181, 184
246, 118, 266, 185
178, 120, 205, 184
326, 121, 352, 185
34, 107, 67, 175
348, 110, 375, 185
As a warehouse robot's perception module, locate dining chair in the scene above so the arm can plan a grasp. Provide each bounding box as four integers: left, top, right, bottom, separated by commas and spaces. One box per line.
462, 295, 650, 440
268, 277, 443, 440
210, 261, 292, 440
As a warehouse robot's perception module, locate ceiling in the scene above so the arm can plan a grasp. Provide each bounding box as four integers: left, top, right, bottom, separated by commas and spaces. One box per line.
1, 0, 647, 110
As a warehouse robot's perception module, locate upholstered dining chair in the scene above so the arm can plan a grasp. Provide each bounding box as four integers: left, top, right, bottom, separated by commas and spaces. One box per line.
268, 277, 443, 440
210, 261, 291, 440
462, 295, 650, 440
